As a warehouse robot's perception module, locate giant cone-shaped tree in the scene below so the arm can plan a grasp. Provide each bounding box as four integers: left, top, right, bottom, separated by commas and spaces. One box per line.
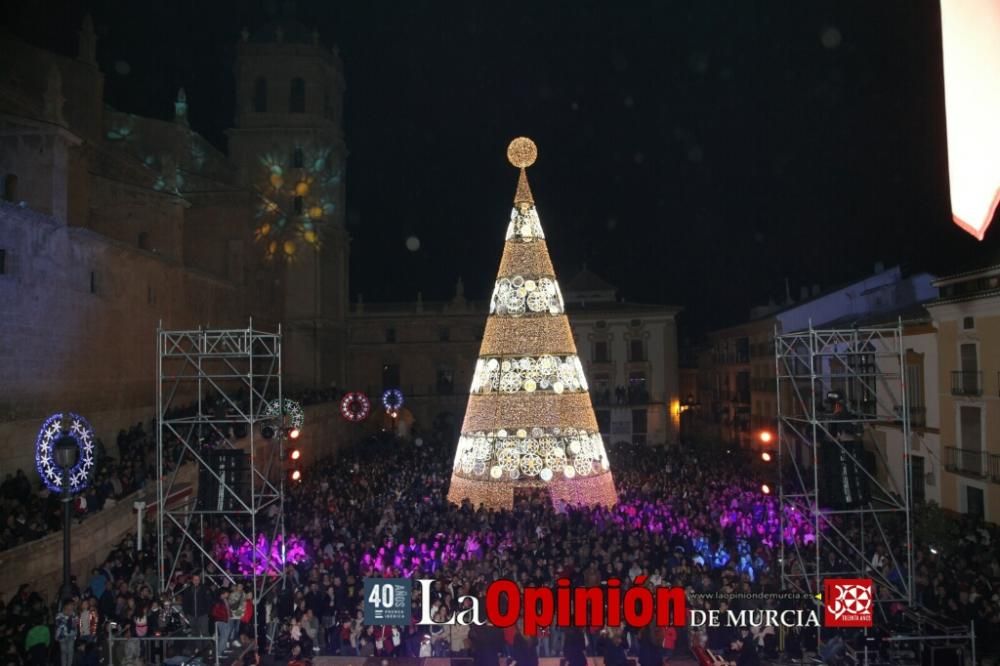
447, 138, 618, 510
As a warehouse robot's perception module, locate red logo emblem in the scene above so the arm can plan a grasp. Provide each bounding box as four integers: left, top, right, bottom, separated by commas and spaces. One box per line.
823, 579, 873, 627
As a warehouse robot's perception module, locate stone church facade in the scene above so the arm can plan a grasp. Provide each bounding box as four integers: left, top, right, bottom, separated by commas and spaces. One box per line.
0, 19, 349, 472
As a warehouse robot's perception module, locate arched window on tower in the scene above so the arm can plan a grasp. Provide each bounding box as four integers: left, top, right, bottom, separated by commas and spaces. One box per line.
289, 77, 306, 113
253, 77, 267, 112
2, 174, 18, 202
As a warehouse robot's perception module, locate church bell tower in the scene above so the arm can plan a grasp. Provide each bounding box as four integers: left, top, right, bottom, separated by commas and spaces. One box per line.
228, 21, 348, 390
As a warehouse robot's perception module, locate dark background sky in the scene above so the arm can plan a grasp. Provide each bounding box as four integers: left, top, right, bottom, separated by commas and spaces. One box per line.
7, 0, 999, 338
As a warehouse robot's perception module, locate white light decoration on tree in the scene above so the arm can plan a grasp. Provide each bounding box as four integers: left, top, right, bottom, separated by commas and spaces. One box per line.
447, 138, 618, 510
506, 206, 545, 241
489, 276, 565, 315
469, 355, 589, 394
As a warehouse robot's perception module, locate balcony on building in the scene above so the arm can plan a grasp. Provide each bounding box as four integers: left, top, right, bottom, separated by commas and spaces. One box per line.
945, 446, 1000, 482
950, 371, 982, 396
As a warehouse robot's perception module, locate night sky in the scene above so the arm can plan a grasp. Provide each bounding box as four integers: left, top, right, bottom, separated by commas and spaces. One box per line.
8, 0, 999, 337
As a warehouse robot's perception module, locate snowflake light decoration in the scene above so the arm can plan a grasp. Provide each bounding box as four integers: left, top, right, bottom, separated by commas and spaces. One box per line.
265, 399, 305, 430
381, 388, 405, 413
454, 428, 608, 485
35, 413, 96, 495
340, 392, 371, 423
489, 275, 565, 316
470, 355, 588, 394
253, 148, 342, 262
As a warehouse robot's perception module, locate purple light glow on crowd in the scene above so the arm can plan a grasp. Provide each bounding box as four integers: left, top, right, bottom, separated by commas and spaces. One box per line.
211, 532, 309, 576
353, 487, 817, 582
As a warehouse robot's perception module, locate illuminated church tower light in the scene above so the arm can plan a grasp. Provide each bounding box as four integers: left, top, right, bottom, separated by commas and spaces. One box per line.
447, 138, 618, 510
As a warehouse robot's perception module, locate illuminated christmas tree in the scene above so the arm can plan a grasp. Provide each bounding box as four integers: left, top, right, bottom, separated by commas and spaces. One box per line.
447, 138, 618, 510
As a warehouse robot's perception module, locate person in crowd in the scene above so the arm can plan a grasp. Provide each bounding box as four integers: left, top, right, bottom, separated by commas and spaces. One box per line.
182, 573, 212, 638
238, 629, 261, 665
662, 624, 678, 662
733, 627, 760, 666
24, 614, 50, 666
78, 596, 99, 643
510, 626, 539, 666
301, 608, 320, 654
562, 627, 587, 666
54, 600, 78, 666
211, 588, 231, 654
229, 582, 246, 648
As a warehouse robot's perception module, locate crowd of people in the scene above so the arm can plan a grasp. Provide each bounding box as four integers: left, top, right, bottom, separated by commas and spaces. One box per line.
0, 419, 997, 665
270, 433, 791, 663
268, 431, 999, 663
0, 441, 142, 553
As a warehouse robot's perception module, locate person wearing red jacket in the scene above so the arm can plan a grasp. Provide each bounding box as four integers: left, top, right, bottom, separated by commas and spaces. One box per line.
241, 592, 254, 637
211, 589, 231, 655
662, 626, 678, 662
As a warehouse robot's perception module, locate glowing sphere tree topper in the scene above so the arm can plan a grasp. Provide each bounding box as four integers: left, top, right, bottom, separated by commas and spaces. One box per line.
35, 413, 96, 494
507, 137, 538, 168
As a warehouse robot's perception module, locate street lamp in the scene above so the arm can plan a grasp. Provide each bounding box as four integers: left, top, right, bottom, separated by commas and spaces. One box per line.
54, 434, 79, 601
35, 413, 95, 602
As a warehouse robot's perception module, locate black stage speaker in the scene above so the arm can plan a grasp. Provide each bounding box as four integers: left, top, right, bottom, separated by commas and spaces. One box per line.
818, 440, 875, 509
196, 449, 249, 511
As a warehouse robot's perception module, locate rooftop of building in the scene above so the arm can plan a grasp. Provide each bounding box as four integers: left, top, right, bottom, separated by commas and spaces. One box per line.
817, 301, 933, 329
563, 266, 616, 295
707, 264, 937, 337
927, 261, 1000, 306
349, 267, 681, 319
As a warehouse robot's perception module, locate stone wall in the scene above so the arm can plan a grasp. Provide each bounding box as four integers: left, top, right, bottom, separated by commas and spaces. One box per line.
0, 203, 254, 473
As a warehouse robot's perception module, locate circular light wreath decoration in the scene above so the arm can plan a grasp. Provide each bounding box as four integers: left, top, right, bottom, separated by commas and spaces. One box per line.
265, 398, 305, 430
35, 413, 96, 494
381, 388, 404, 413
340, 392, 371, 423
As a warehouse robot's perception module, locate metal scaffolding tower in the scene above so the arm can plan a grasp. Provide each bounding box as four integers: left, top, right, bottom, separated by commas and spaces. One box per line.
775, 323, 914, 609
156, 322, 286, 642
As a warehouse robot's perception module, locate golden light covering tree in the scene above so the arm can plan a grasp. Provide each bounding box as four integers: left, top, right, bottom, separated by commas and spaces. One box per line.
447, 138, 618, 510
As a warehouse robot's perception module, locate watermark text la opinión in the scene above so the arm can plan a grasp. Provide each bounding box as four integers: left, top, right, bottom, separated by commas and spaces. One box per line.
417, 577, 686, 635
